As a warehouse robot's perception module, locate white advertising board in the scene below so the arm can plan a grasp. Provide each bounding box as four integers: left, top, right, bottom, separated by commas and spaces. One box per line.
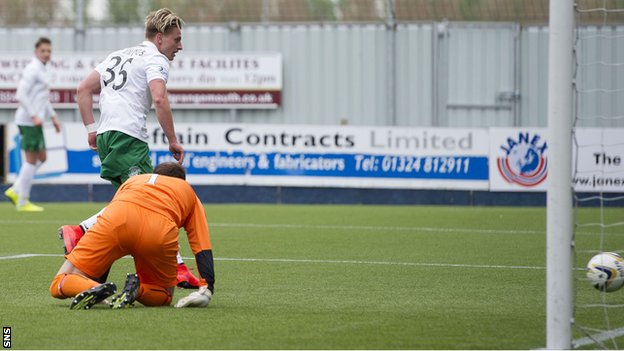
489, 127, 624, 192
0, 53, 282, 109
572, 128, 624, 192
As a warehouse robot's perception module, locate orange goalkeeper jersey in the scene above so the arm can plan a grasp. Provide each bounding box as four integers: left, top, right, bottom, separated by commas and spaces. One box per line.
114, 173, 212, 255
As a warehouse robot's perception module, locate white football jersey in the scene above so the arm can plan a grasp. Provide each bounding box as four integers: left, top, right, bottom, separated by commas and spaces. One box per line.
14, 57, 56, 126
95, 41, 170, 142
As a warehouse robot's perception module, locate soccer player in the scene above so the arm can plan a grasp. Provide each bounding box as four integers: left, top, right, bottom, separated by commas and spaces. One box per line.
49, 162, 215, 309
4, 37, 62, 212
59, 8, 200, 288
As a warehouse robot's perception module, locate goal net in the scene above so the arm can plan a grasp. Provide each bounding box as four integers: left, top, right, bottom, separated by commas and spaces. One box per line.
571, 1, 624, 349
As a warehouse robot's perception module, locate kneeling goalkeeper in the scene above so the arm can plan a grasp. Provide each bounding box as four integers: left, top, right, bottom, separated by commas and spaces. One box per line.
49, 162, 214, 309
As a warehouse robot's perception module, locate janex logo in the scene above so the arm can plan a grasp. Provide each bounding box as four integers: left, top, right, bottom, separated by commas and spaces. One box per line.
497, 132, 548, 187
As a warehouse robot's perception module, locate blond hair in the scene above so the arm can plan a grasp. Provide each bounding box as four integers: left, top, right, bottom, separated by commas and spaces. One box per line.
145, 8, 184, 39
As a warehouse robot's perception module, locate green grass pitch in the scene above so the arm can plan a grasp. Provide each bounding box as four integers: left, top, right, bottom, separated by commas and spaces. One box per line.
0, 202, 622, 349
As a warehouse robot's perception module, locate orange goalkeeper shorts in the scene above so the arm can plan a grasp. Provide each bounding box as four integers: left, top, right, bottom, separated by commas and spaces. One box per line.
66, 200, 179, 288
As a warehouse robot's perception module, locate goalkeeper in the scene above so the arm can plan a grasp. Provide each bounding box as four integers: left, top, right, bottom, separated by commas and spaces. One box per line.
49, 162, 214, 309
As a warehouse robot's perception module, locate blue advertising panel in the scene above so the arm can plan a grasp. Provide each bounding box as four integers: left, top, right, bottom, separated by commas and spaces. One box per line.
7, 123, 490, 190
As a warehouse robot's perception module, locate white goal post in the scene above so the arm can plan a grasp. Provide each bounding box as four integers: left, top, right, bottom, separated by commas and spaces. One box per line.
546, 0, 575, 349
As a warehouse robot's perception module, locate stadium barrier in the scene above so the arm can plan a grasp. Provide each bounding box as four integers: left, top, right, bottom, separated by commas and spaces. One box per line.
0, 182, 622, 207
2, 122, 623, 206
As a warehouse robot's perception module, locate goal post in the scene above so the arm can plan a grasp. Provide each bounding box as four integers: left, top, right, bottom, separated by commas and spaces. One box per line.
546, 0, 575, 349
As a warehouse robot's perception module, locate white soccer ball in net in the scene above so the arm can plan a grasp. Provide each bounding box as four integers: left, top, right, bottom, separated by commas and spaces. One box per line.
586, 252, 624, 292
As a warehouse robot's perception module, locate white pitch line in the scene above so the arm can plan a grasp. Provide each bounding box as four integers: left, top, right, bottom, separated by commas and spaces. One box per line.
573, 327, 624, 348
215, 257, 546, 270
0, 219, 544, 235
0, 253, 545, 270
577, 303, 624, 309
213, 223, 544, 235
0, 219, 621, 236
0, 253, 61, 260
0, 219, 540, 235
0, 219, 66, 224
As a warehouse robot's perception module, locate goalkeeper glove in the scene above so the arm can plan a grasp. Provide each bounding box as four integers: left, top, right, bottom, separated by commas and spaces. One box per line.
174, 285, 212, 308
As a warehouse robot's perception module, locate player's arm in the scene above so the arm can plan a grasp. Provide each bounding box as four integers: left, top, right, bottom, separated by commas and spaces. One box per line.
47, 94, 60, 133
50, 115, 61, 133
175, 196, 214, 308
149, 79, 184, 163
76, 70, 102, 150
182, 196, 215, 293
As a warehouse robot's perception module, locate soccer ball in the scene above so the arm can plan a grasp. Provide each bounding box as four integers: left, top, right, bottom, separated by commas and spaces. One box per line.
586, 252, 624, 292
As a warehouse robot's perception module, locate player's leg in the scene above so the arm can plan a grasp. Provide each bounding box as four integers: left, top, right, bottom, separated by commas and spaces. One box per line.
49, 254, 120, 310
12, 126, 45, 211
15, 151, 44, 211
3, 180, 18, 205
55, 202, 129, 307
4, 127, 42, 205
53, 201, 138, 308
58, 208, 105, 255
110, 272, 141, 309
15, 151, 38, 210
50, 260, 100, 298
176, 252, 200, 288
118, 207, 179, 307
49, 260, 117, 309
5, 127, 26, 205
9, 159, 44, 203
111, 273, 175, 308
135, 222, 177, 306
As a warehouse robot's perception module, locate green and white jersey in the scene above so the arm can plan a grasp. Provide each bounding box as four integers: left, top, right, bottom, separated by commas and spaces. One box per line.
14, 57, 56, 126
95, 41, 170, 142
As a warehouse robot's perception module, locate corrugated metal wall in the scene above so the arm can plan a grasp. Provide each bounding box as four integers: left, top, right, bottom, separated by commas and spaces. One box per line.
520, 26, 549, 127
0, 24, 622, 128
395, 23, 433, 126
575, 26, 624, 128
238, 24, 389, 125
444, 23, 518, 127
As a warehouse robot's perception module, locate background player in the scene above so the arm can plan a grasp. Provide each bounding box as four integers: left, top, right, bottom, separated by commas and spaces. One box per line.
4, 37, 62, 212
49, 162, 215, 309
59, 8, 199, 287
